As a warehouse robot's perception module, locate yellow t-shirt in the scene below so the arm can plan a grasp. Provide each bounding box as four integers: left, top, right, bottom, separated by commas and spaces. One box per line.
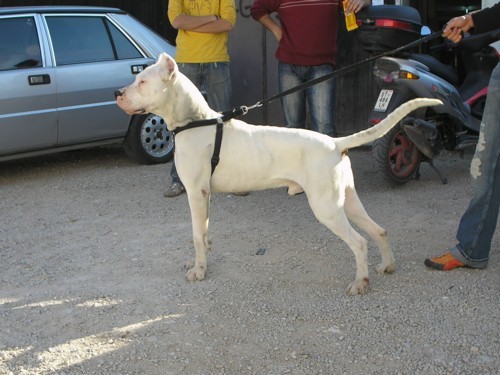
168, 0, 237, 63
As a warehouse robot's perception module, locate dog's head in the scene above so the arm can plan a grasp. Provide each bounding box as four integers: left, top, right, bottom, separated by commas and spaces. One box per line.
115, 52, 179, 117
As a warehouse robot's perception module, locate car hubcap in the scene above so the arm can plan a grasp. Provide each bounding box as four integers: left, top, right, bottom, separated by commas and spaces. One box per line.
140, 114, 173, 158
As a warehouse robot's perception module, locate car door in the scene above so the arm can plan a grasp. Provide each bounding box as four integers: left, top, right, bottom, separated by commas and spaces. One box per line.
0, 14, 57, 156
43, 13, 155, 145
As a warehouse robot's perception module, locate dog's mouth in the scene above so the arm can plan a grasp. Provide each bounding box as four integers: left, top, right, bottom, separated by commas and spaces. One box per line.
124, 107, 146, 116
118, 103, 146, 116
115, 96, 147, 116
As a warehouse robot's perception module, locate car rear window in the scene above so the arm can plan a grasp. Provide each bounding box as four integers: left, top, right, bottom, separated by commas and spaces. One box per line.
0, 17, 42, 71
107, 21, 143, 60
46, 15, 142, 65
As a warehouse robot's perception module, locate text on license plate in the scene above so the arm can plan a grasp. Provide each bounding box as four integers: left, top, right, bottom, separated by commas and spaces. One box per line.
374, 89, 394, 112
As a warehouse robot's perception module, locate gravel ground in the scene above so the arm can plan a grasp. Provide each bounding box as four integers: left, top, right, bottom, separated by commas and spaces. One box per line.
0, 146, 498, 375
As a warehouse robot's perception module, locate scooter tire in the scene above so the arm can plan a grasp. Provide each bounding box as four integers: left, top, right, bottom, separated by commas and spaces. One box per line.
372, 122, 422, 184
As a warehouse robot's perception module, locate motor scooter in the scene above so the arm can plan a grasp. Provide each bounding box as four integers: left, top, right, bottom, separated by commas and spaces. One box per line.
356, 5, 500, 184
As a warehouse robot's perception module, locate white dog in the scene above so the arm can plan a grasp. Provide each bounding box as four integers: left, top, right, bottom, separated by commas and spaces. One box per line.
116, 53, 441, 295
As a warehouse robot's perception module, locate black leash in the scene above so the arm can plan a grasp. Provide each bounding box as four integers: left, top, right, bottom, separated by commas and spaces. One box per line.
255, 30, 443, 107
173, 31, 443, 175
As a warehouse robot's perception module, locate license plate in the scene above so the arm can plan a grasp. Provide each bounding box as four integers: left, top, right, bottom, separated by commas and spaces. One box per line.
374, 89, 394, 112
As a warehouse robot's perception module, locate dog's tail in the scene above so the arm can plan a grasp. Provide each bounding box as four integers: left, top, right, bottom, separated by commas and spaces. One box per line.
335, 98, 442, 153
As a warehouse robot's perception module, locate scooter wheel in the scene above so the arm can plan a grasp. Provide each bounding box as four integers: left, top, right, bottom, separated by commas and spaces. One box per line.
372, 122, 422, 184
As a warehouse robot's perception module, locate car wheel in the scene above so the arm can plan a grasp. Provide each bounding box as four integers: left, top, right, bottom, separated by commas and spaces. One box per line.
124, 113, 174, 164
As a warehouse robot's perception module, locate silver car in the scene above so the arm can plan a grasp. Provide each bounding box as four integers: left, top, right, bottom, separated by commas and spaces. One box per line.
0, 6, 175, 164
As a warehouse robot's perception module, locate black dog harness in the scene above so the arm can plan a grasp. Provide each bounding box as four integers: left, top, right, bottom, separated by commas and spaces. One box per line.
171, 106, 248, 175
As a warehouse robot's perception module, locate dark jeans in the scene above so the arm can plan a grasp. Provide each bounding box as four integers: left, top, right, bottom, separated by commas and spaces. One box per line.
278, 62, 336, 137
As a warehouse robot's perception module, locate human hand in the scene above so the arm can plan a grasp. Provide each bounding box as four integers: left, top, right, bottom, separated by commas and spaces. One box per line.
442, 14, 474, 43
344, 0, 369, 14
273, 28, 282, 41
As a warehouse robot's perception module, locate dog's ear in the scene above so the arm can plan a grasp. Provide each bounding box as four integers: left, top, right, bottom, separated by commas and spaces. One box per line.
158, 52, 178, 82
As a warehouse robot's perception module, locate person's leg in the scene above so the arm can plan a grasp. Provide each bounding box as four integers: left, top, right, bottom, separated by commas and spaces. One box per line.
200, 63, 248, 196
278, 62, 306, 129
425, 63, 500, 269
203, 62, 248, 196
164, 162, 185, 197
170, 163, 181, 183
451, 63, 500, 267
306, 64, 336, 137
164, 63, 202, 197
179, 63, 203, 89
203, 62, 232, 112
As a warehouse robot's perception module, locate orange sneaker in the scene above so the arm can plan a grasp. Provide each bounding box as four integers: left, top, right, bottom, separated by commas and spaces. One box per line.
424, 251, 465, 271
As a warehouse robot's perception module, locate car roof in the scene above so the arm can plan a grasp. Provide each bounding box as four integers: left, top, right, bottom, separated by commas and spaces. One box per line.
0, 6, 126, 16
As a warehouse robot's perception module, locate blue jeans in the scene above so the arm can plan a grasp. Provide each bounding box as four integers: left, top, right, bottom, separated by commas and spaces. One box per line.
171, 62, 232, 183
178, 62, 232, 113
451, 62, 500, 268
278, 62, 336, 137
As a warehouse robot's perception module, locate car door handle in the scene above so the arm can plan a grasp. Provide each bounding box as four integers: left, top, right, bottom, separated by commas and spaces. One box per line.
131, 64, 148, 74
28, 74, 51, 85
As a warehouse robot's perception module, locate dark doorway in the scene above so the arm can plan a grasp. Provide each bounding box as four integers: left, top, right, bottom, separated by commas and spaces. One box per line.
409, 0, 482, 83
409, 0, 481, 31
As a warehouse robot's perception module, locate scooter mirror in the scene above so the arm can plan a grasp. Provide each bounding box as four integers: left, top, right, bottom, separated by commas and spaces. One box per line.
421, 26, 431, 36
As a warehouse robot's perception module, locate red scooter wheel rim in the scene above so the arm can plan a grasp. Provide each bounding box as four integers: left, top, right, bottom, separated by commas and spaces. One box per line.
388, 129, 421, 179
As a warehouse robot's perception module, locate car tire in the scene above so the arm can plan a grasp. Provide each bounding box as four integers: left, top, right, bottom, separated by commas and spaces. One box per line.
123, 113, 174, 164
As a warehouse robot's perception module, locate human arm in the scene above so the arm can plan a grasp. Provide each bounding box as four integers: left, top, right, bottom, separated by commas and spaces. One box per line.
471, 2, 500, 34
171, 15, 233, 33
255, 14, 282, 41
168, 0, 236, 34
250, 0, 282, 41
443, 3, 500, 43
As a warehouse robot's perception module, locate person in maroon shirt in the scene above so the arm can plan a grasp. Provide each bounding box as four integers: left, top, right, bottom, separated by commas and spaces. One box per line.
251, 0, 371, 137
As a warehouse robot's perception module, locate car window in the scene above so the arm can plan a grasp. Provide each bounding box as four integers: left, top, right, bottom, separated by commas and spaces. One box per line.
0, 17, 42, 71
46, 16, 114, 65
107, 21, 143, 60
46, 15, 142, 66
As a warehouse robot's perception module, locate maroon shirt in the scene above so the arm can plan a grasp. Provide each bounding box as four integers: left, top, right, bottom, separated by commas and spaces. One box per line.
251, 0, 341, 66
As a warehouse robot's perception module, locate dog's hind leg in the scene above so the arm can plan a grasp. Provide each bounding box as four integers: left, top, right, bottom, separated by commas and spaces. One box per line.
307, 192, 370, 295
344, 186, 396, 275
185, 192, 211, 281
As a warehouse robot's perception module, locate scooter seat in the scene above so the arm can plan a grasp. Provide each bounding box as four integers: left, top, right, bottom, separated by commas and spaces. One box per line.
409, 53, 459, 85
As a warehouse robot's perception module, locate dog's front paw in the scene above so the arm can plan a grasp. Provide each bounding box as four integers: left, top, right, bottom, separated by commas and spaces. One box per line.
186, 265, 207, 281
346, 277, 369, 295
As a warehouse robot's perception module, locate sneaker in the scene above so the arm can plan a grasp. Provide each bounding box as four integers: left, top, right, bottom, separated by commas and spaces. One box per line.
164, 182, 185, 197
424, 251, 465, 271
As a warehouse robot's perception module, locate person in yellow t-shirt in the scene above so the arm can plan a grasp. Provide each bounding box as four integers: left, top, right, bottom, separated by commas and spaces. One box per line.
164, 0, 237, 197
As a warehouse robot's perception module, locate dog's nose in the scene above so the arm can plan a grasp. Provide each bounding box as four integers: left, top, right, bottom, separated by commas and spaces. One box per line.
114, 89, 123, 98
